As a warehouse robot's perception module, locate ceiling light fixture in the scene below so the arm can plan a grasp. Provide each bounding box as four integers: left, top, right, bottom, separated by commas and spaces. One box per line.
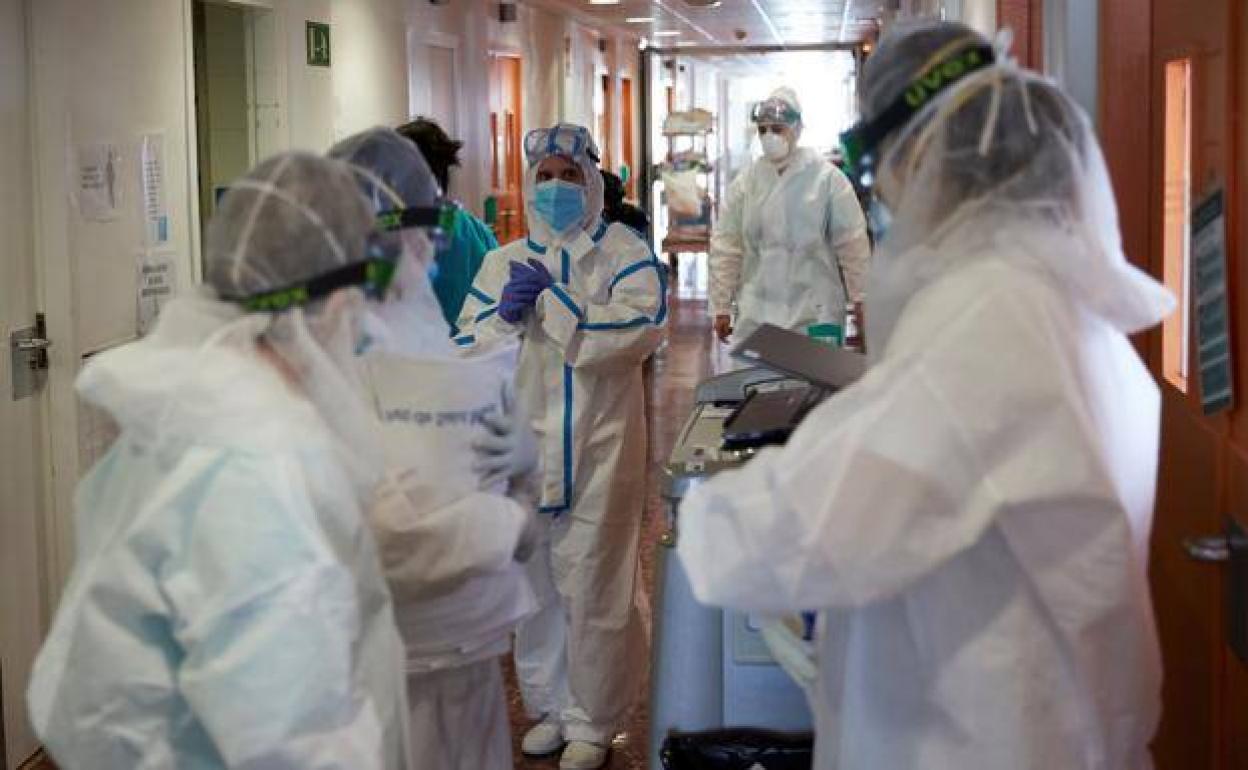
625, 16, 655, 22
589, 0, 621, 5
653, 30, 682, 36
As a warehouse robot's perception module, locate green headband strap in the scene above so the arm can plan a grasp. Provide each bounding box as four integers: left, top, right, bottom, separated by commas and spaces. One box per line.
234, 258, 398, 312
840, 42, 997, 185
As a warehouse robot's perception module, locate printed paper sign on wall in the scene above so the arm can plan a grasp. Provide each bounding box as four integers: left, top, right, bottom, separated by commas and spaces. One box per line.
1192, 188, 1234, 415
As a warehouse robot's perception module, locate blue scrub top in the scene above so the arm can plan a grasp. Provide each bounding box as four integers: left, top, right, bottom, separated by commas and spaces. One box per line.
434, 209, 499, 328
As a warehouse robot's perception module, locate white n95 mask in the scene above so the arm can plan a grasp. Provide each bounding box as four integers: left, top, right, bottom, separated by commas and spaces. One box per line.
760, 133, 791, 163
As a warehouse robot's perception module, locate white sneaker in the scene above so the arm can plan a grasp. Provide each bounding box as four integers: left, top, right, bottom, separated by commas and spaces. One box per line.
559, 740, 609, 769
521, 717, 565, 757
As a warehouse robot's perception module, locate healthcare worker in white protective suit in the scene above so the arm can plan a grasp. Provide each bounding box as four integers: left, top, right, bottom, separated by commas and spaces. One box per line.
328, 127, 539, 770
678, 22, 1172, 769
455, 123, 666, 770
27, 153, 411, 769
709, 86, 871, 344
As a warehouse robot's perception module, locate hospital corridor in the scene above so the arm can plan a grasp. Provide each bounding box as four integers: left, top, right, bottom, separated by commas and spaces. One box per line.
1, 1, 1247, 769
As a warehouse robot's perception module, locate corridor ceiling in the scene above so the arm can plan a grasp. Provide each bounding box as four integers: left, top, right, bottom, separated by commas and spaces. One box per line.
531, 0, 889, 47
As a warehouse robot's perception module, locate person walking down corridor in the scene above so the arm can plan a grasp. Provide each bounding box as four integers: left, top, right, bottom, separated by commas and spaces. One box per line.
709, 86, 871, 344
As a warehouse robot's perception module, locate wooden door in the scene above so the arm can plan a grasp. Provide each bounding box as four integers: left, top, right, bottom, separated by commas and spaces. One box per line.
489, 54, 524, 245
599, 73, 613, 172
1108, 0, 1248, 765
621, 76, 636, 198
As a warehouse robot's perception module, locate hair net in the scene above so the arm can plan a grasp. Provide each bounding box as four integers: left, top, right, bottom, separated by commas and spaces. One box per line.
859, 20, 1174, 354
523, 123, 606, 246
329, 127, 456, 356
206, 152, 374, 301
203, 151, 383, 479
751, 86, 803, 128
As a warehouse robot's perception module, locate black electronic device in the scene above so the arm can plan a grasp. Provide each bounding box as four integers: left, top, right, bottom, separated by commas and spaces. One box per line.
731, 323, 866, 392
721, 384, 822, 450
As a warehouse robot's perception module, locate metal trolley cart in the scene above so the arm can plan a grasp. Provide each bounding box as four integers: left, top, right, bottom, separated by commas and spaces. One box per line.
649, 367, 814, 769
658, 109, 716, 285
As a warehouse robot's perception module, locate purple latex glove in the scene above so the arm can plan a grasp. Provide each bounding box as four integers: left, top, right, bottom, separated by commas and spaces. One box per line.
498, 260, 553, 323
525, 258, 554, 290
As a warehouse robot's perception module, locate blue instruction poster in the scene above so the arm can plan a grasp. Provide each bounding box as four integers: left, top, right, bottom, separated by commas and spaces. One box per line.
1192, 189, 1233, 415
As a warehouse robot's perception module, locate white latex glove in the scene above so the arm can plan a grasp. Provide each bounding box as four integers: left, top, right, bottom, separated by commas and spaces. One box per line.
472, 402, 539, 490
514, 509, 542, 563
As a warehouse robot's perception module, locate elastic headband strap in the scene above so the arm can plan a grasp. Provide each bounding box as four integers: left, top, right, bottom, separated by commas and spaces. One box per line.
376, 203, 458, 234
228, 259, 398, 312
841, 43, 997, 184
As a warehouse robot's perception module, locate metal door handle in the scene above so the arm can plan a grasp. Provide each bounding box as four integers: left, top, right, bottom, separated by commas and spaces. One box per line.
16, 337, 50, 352
1184, 535, 1230, 563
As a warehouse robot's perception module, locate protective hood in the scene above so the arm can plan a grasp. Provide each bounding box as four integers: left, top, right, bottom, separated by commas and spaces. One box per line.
862, 25, 1174, 353
77, 293, 377, 490
522, 124, 605, 248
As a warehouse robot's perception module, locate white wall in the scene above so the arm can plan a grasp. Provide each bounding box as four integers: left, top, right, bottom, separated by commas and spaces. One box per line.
284, 0, 335, 151
402, 0, 634, 216
333, 0, 410, 138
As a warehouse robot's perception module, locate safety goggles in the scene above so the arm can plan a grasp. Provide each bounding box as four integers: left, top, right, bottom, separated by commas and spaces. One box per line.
840, 42, 996, 188
233, 258, 399, 312
756, 124, 791, 136
524, 124, 601, 166
368, 200, 460, 259
750, 99, 801, 127
235, 201, 460, 312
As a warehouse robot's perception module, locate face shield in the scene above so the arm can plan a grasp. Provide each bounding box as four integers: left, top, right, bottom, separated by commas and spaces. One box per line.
204, 152, 385, 477
849, 20, 1175, 357
839, 40, 997, 192
328, 127, 461, 278
329, 127, 463, 353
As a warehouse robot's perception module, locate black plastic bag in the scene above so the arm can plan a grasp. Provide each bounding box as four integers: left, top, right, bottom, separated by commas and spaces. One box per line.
660, 728, 815, 770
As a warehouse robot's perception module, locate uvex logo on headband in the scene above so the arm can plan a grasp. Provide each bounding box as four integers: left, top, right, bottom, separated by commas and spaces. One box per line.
904, 46, 993, 109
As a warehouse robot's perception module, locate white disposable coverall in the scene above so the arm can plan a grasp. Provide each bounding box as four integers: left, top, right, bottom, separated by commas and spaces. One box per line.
331, 126, 538, 770
680, 244, 1166, 768
455, 138, 665, 743
680, 36, 1171, 762
28, 296, 410, 770
363, 346, 536, 770
709, 146, 870, 340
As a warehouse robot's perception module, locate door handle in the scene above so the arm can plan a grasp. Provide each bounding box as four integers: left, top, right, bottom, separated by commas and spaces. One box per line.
1184, 535, 1231, 563
10, 312, 49, 400
15, 337, 50, 352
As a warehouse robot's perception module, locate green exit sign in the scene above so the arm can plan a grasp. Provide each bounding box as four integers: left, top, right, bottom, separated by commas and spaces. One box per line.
306, 21, 331, 67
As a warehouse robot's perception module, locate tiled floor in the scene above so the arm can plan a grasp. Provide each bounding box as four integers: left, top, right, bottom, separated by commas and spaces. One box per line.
507, 264, 715, 770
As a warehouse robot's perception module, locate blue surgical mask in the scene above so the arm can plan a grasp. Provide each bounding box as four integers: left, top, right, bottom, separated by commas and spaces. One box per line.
533, 180, 587, 233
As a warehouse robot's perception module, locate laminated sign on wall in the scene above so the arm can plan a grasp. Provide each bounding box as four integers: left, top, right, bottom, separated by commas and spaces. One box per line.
140, 132, 170, 247
76, 143, 122, 222
1192, 189, 1234, 415
136, 250, 177, 335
